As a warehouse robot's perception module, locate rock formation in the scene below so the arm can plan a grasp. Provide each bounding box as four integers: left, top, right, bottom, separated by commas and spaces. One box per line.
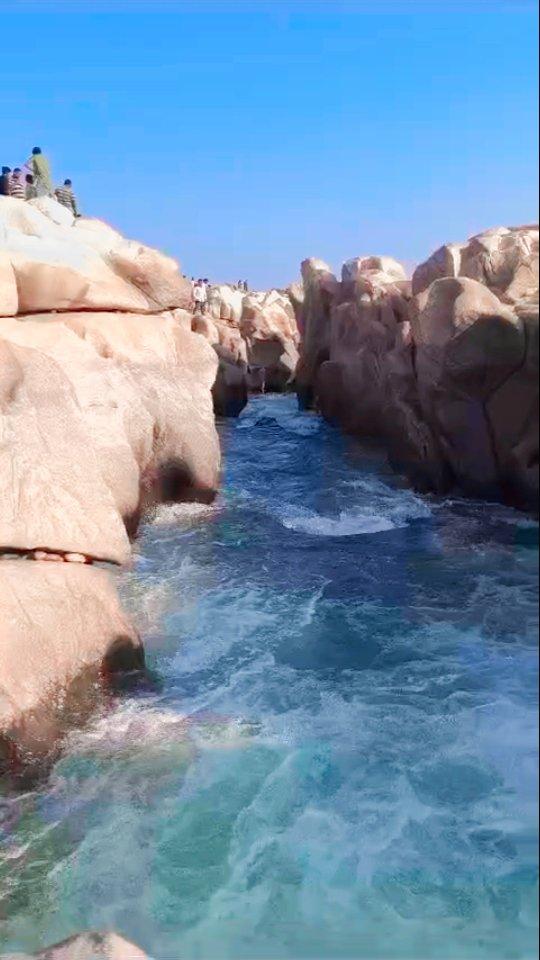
297, 226, 539, 511
2, 930, 148, 960
195, 283, 300, 412
0, 196, 221, 770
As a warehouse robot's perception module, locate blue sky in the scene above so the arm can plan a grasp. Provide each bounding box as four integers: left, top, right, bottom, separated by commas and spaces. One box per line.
0, 0, 538, 287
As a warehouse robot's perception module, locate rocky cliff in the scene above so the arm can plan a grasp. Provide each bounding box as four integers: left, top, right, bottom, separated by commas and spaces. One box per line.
197, 283, 300, 415
0, 196, 220, 771
297, 227, 539, 511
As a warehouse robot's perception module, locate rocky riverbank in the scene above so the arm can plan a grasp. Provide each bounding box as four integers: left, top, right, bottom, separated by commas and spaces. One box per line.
1, 201, 538, 773
0, 196, 225, 771
296, 226, 539, 512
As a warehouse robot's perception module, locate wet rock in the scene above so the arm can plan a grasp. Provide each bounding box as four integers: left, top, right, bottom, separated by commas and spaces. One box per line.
0, 561, 143, 770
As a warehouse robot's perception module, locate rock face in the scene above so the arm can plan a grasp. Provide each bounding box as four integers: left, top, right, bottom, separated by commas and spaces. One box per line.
297, 226, 539, 511
2, 930, 148, 960
413, 225, 539, 305
0, 197, 192, 316
0, 196, 221, 769
240, 289, 300, 391
0, 562, 143, 768
195, 283, 301, 412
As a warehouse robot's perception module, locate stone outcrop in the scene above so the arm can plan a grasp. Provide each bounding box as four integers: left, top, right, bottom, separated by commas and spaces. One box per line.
297, 226, 539, 511
412, 225, 539, 305
0, 562, 143, 768
0, 197, 192, 316
0, 196, 221, 769
2, 930, 148, 960
193, 283, 301, 413
240, 289, 300, 391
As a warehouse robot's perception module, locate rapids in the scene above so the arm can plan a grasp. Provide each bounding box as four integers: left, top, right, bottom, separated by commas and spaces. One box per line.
1, 395, 538, 959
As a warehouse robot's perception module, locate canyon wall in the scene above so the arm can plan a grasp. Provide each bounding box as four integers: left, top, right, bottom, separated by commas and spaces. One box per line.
198, 283, 300, 414
297, 227, 539, 511
0, 196, 220, 770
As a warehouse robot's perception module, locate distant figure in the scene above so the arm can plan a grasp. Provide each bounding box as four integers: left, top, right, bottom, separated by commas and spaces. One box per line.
192, 279, 208, 315
25, 174, 38, 200
26, 147, 53, 196
243, 280, 249, 292
55, 179, 79, 216
0, 167, 12, 196
9, 168, 25, 199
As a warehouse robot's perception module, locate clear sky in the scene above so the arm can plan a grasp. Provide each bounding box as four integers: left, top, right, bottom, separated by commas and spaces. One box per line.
0, 0, 538, 287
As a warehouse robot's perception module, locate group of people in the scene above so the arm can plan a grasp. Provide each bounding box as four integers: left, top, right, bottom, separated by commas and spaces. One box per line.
190, 277, 250, 315
0, 146, 80, 216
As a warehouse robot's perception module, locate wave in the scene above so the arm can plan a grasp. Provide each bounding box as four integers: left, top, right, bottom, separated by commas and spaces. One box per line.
149, 501, 218, 526
277, 485, 431, 537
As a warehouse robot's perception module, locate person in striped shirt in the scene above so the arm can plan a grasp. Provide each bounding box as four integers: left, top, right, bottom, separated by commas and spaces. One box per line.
55, 179, 79, 216
9, 168, 26, 199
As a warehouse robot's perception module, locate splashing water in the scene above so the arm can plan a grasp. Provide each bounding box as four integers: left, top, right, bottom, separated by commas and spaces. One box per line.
1, 395, 538, 959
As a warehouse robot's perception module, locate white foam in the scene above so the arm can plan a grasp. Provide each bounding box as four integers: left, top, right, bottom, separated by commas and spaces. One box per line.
278, 492, 430, 537
280, 504, 397, 536
149, 501, 217, 526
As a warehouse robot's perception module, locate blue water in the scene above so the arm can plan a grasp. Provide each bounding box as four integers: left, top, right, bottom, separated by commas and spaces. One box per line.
1, 395, 538, 959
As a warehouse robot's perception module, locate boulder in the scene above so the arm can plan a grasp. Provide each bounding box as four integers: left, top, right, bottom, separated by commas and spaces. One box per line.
296, 258, 339, 407
207, 284, 244, 324
0, 252, 18, 316
0, 197, 192, 315
0, 336, 131, 563
412, 225, 539, 306
240, 290, 299, 390
411, 276, 532, 500
342, 255, 407, 284
460, 225, 539, 306
0, 561, 143, 769
297, 240, 538, 510
1, 315, 221, 535
2, 930, 147, 960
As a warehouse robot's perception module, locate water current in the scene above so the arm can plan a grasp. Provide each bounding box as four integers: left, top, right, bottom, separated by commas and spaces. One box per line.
1, 395, 538, 959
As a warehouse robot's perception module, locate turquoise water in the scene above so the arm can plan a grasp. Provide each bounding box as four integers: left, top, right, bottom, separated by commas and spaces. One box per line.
1, 395, 538, 959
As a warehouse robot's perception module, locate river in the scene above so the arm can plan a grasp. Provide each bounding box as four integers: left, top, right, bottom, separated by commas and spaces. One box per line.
1, 395, 538, 959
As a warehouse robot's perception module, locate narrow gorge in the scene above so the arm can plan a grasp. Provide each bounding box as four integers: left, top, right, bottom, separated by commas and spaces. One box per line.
0, 196, 538, 960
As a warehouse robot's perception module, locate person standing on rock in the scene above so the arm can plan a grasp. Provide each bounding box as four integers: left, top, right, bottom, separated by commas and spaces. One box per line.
26, 146, 53, 196
0, 167, 12, 195
193, 279, 208, 315
55, 179, 79, 216
9, 168, 26, 199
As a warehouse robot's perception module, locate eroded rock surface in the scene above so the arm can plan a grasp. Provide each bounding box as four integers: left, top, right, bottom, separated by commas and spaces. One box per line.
0, 562, 143, 768
298, 228, 539, 510
193, 283, 301, 413
0, 196, 221, 765
2, 930, 148, 960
